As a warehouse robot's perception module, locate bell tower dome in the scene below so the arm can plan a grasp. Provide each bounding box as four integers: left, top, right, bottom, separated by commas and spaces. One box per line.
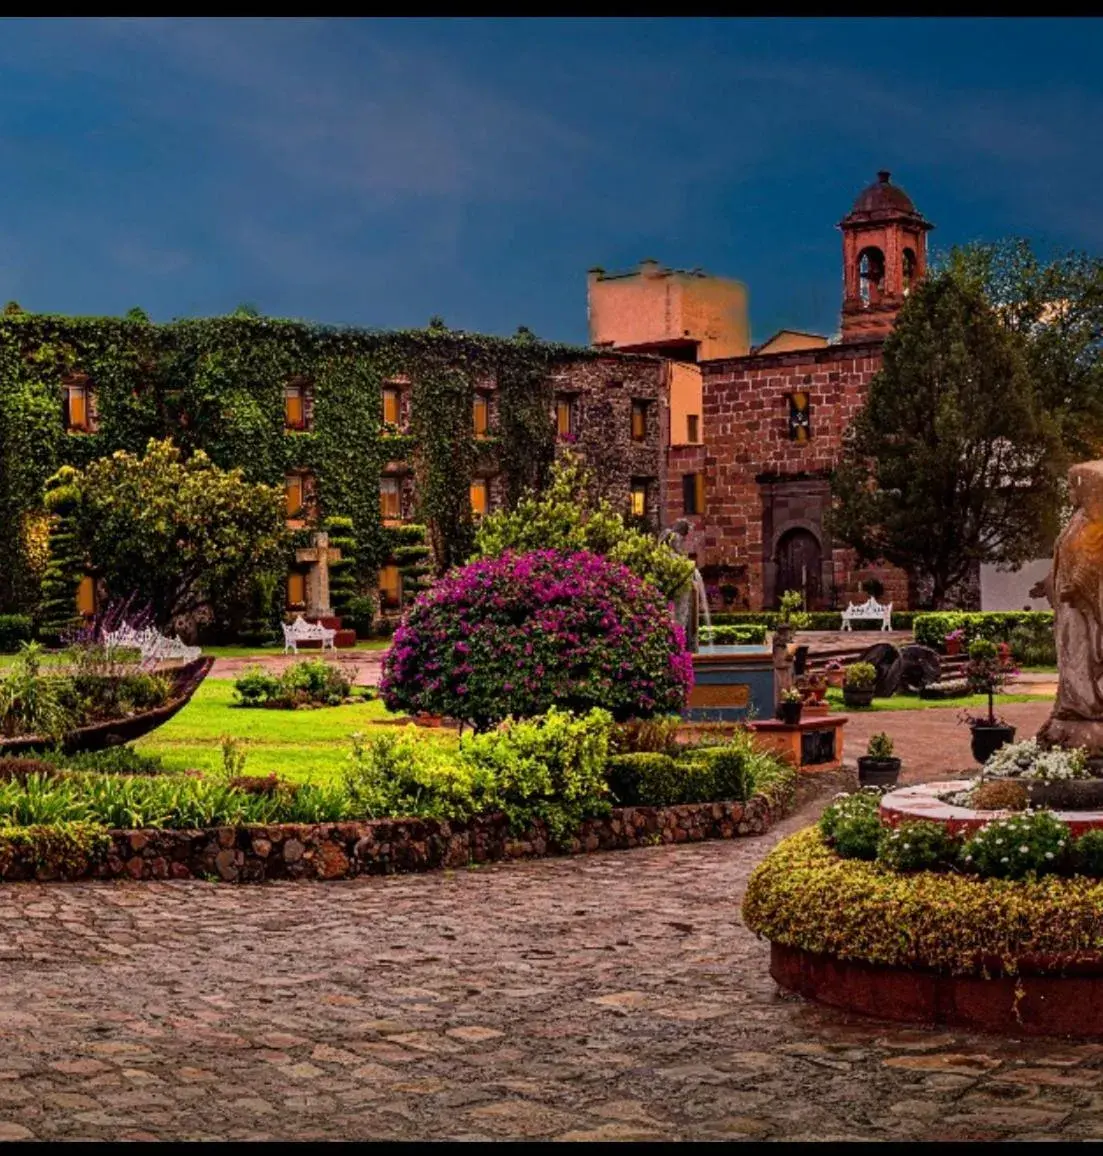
839, 170, 933, 343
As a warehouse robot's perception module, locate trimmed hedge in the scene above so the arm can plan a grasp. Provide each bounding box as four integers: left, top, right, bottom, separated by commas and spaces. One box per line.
0, 614, 32, 653
744, 826, 1103, 976
699, 623, 768, 645
913, 611, 1054, 651
711, 611, 916, 632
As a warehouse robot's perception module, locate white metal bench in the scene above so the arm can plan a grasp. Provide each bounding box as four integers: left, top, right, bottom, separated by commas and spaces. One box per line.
282, 615, 336, 654
841, 596, 893, 632
102, 622, 202, 664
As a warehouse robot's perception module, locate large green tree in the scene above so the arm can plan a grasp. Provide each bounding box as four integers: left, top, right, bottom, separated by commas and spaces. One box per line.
942, 238, 1103, 464
48, 438, 289, 627
830, 273, 1061, 608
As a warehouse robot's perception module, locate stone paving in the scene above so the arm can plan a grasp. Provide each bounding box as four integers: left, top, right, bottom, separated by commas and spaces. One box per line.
1, 753, 1101, 1142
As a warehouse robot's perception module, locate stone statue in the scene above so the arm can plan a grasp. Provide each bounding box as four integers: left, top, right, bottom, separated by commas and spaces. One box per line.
1037, 461, 1103, 755
660, 518, 698, 652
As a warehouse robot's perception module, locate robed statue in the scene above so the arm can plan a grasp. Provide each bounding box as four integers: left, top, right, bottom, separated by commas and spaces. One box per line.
1036, 461, 1103, 755
659, 518, 698, 652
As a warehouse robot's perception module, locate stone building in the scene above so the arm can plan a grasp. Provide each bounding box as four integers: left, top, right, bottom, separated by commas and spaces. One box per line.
594, 170, 938, 611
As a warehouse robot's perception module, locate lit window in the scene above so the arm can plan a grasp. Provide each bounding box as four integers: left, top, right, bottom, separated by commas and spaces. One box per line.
556, 396, 576, 439
379, 564, 402, 609
683, 473, 705, 516
788, 392, 811, 443
630, 400, 648, 442
65, 381, 92, 432
630, 481, 648, 518
285, 474, 305, 518
858, 247, 885, 307
287, 571, 306, 607
686, 414, 699, 443
470, 478, 489, 518
382, 388, 400, 426
285, 383, 306, 430
75, 575, 96, 617
473, 394, 490, 437
380, 476, 402, 520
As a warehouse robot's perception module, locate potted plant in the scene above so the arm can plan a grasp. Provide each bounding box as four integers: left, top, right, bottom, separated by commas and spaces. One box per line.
944, 627, 965, 657
963, 638, 1018, 763
858, 732, 901, 788
803, 672, 828, 704
842, 661, 877, 708
823, 659, 846, 689
778, 687, 803, 725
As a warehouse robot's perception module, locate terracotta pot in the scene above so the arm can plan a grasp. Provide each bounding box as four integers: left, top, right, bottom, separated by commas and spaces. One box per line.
945, 638, 962, 656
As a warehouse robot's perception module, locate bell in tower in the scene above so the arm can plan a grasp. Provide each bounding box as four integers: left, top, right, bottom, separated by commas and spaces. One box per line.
838, 170, 934, 343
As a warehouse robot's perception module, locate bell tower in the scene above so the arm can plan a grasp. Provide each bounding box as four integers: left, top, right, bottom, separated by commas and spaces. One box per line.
839, 170, 933, 343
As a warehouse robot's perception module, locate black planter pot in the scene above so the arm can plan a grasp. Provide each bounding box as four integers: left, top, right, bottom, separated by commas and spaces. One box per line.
857, 756, 902, 788
843, 687, 875, 709
971, 723, 1016, 765
779, 701, 803, 725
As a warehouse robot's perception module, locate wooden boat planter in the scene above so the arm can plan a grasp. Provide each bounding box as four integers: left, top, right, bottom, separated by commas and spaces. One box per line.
0, 656, 214, 756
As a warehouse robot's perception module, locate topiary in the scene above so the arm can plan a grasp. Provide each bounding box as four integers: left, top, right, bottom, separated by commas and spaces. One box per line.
877, 820, 961, 872
380, 549, 693, 731
324, 515, 358, 620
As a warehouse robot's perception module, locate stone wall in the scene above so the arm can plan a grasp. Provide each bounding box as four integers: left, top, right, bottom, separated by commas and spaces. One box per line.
697, 341, 908, 610
0, 796, 781, 884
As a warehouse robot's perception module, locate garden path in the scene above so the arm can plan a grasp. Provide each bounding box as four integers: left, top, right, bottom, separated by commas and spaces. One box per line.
0, 725, 1098, 1144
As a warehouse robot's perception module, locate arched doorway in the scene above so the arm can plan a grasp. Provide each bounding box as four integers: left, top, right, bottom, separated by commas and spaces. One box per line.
775, 528, 822, 608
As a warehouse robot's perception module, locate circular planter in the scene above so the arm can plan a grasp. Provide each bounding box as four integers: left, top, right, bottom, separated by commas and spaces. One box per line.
842, 687, 875, 708
971, 723, 1016, 765
1016, 778, 1103, 811
857, 756, 901, 788
778, 701, 803, 725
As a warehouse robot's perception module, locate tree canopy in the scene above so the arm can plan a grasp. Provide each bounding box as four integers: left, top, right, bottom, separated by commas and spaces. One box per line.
829, 273, 1061, 607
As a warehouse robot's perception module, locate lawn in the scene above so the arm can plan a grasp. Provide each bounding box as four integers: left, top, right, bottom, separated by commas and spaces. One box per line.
826, 687, 1046, 713
203, 640, 391, 659
135, 679, 452, 782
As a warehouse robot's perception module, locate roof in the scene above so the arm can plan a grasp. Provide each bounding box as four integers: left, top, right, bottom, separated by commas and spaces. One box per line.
840, 171, 932, 230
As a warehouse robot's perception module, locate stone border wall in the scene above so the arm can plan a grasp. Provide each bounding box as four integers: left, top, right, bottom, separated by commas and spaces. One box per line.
0, 795, 782, 884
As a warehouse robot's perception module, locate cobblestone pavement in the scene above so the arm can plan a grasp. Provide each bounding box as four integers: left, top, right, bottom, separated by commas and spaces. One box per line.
1, 763, 1102, 1142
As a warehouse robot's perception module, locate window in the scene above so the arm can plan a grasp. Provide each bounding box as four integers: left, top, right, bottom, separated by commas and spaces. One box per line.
630, 400, 648, 442
683, 473, 705, 516
473, 394, 490, 437
285, 474, 305, 518
285, 383, 306, 430
630, 480, 648, 519
470, 478, 489, 518
788, 392, 811, 443
75, 575, 96, 617
382, 387, 400, 426
379, 563, 402, 609
686, 414, 700, 443
287, 571, 306, 607
858, 247, 885, 306
555, 395, 577, 439
380, 476, 402, 520
65, 380, 92, 432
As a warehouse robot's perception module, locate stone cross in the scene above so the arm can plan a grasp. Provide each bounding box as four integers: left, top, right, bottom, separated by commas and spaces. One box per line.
295, 531, 342, 619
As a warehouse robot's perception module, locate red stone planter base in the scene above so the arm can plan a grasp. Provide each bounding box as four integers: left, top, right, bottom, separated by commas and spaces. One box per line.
770, 942, 1103, 1038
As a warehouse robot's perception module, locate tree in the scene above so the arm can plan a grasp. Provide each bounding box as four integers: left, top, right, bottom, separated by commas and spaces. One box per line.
472, 451, 694, 601
829, 274, 1061, 608
942, 239, 1103, 464
46, 438, 289, 628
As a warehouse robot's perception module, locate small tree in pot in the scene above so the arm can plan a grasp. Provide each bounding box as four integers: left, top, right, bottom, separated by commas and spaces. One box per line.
858, 732, 901, 788
963, 638, 1018, 763
842, 662, 877, 708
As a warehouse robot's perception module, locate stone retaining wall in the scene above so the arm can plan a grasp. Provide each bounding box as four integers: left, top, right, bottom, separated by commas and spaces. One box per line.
0, 795, 781, 884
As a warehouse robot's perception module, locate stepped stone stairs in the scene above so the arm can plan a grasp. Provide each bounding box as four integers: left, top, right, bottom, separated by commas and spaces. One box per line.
797, 630, 966, 681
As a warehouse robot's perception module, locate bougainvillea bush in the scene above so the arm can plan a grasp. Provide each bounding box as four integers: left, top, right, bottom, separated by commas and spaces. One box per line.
380, 549, 693, 730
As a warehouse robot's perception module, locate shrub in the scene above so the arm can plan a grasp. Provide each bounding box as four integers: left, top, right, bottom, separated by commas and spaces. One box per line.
345, 594, 378, 639
608, 716, 681, 756
0, 821, 112, 877
116, 672, 172, 713
962, 811, 1070, 879
678, 745, 753, 802
233, 667, 281, 706
877, 820, 960, 872
970, 780, 1029, 812
1008, 615, 1056, 667
605, 752, 681, 805
914, 611, 1054, 651
866, 733, 894, 758
983, 737, 1090, 781
699, 624, 768, 645
234, 660, 351, 709
0, 758, 58, 783
843, 662, 876, 691
380, 549, 693, 730
778, 590, 810, 630
0, 642, 75, 742
820, 790, 883, 860
0, 615, 33, 654
1073, 830, 1103, 877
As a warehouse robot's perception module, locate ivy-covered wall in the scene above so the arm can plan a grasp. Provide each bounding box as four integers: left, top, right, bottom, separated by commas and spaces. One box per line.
0, 310, 664, 618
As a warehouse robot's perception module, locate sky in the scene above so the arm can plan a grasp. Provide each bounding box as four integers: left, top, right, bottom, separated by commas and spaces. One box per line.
0, 17, 1101, 346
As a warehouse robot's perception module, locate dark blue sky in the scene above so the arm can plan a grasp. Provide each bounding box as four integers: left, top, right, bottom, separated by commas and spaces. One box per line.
1, 18, 1100, 345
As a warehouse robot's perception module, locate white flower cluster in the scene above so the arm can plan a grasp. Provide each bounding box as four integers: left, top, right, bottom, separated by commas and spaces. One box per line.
982, 738, 1091, 782
963, 814, 1068, 866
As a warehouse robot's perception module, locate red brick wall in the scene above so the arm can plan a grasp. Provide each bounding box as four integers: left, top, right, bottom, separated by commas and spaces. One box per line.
696, 342, 911, 610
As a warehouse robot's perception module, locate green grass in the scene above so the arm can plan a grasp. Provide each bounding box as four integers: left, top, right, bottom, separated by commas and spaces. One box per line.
826, 687, 1046, 713
202, 640, 391, 659
135, 680, 452, 782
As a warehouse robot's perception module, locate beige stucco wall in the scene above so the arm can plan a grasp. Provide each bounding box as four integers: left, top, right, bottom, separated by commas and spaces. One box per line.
754, 330, 829, 355
667, 360, 703, 446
